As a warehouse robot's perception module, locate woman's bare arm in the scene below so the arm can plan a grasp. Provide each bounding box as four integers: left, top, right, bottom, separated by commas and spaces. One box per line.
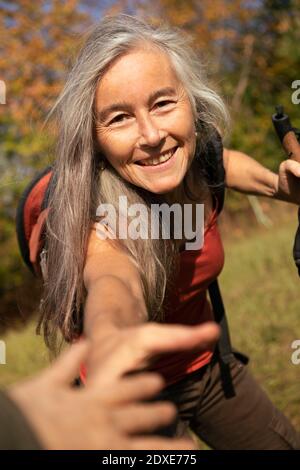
223, 147, 300, 205
83, 225, 148, 363
223, 148, 278, 197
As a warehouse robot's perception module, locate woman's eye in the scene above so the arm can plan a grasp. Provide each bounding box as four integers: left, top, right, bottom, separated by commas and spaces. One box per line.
154, 100, 175, 109
109, 114, 129, 125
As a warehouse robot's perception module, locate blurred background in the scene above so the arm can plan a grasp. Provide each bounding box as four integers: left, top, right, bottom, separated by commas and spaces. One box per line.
0, 0, 300, 439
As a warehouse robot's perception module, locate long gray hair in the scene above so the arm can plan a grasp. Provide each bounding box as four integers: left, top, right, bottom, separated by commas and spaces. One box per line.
38, 14, 229, 352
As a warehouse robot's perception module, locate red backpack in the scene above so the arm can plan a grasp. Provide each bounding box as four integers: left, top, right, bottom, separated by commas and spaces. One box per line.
16, 166, 53, 278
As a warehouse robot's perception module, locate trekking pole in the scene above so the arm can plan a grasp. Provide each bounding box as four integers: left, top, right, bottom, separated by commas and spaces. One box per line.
272, 105, 300, 276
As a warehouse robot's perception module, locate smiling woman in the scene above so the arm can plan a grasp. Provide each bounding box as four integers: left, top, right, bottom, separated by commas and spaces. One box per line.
36, 14, 300, 450
40, 14, 227, 347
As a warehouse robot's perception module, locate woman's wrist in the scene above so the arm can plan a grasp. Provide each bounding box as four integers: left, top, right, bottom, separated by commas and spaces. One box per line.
84, 313, 122, 341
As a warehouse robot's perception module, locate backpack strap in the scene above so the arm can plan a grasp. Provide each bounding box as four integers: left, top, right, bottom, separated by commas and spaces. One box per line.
208, 280, 234, 363
208, 279, 236, 399
201, 130, 236, 396
204, 129, 226, 214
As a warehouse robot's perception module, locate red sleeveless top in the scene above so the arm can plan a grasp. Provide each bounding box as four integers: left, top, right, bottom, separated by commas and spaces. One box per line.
80, 200, 224, 386
148, 201, 225, 386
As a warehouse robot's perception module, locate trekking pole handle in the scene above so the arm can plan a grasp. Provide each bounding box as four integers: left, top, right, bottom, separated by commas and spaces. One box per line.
272, 105, 300, 163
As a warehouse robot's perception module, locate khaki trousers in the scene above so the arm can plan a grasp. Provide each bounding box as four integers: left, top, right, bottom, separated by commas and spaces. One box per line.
156, 351, 300, 450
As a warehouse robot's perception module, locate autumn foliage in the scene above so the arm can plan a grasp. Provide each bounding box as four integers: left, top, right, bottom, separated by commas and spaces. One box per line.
0, 0, 299, 321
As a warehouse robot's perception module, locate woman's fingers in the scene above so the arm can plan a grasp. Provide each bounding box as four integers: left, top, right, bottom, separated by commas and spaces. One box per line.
276, 160, 300, 204
115, 402, 177, 434
280, 159, 300, 177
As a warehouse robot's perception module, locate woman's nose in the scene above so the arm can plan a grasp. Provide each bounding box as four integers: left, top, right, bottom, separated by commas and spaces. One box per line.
137, 115, 167, 147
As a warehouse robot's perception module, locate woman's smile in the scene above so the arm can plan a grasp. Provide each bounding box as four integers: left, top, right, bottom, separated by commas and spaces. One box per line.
134, 145, 178, 171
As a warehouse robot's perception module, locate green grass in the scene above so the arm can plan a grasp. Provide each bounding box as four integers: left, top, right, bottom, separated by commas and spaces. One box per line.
0, 323, 50, 387
219, 214, 300, 429
1, 209, 299, 433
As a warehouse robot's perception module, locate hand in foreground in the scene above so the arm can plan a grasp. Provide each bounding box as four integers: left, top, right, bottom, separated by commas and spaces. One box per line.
7, 323, 219, 450
86, 322, 220, 386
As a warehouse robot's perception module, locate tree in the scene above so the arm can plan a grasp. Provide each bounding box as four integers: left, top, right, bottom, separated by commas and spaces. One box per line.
0, 0, 91, 309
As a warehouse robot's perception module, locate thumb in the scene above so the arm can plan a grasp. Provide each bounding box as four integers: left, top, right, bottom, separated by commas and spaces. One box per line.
45, 340, 90, 386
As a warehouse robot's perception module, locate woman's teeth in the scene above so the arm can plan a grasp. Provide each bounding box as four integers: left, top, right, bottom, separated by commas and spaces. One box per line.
138, 148, 176, 166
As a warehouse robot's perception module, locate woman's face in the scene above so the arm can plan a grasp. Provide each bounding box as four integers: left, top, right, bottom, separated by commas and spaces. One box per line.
94, 46, 196, 195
